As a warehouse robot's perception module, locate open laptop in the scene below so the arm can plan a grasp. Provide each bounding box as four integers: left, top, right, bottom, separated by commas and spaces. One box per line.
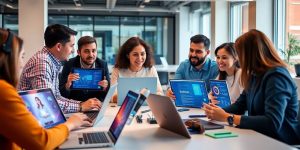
84, 83, 118, 126
170, 80, 210, 108
19, 88, 66, 129
117, 77, 157, 106
147, 94, 224, 138
60, 90, 139, 149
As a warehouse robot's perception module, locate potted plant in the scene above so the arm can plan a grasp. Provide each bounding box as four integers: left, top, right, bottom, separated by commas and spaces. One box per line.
280, 33, 300, 76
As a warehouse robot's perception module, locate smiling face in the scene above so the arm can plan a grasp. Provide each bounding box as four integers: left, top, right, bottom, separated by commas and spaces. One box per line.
216, 48, 236, 72
188, 42, 209, 67
128, 44, 146, 71
78, 42, 97, 66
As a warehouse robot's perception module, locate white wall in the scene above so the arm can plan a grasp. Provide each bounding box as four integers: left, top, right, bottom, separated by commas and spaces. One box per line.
19, 0, 47, 63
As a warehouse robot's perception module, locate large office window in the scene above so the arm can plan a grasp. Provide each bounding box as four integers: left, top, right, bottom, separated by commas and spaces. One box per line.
230, 2, 249, 42
120, 17, 144, 45
3, 14, 18, 34
48, 15, 68, 26
274, 0, 286, 58
94, 16, 120, 64
69, 15, 94, 58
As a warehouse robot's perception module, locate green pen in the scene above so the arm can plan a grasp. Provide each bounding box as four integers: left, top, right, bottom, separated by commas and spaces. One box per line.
213, 131, 232, 135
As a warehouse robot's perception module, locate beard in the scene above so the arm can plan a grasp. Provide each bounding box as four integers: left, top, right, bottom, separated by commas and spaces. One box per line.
189, 55, 206, 67
82, 57, 95, 65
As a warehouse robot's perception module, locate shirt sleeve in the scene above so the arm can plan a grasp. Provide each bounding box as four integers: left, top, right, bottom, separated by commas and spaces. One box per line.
0, 81, 69, 149
59, 61, 72, 98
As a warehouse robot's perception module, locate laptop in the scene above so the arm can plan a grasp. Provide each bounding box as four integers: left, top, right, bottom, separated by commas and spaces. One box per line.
84, 83, 118, 126
60, 90, 140, 149
71, 68, 103, 90
19, 88, 66, 129
210, 80, 231, 108
147, 94, 224, 138
117, 77, 157, 106
170, 80, 210, 108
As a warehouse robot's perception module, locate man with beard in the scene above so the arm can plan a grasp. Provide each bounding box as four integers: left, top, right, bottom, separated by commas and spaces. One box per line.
59, 36, 110, 102
166, 34, 218, 99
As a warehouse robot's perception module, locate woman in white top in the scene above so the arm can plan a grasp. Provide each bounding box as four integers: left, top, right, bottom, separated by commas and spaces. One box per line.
210, 42, 243, 104
111, 37, 163, 102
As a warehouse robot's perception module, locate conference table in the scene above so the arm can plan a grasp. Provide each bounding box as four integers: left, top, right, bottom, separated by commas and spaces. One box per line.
66, 104, 297, 150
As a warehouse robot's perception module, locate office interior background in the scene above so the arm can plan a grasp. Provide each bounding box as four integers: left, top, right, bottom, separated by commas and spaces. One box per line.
0, 0, 298, 72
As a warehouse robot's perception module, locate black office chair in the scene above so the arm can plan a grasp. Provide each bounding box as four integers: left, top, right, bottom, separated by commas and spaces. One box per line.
157, 71, 169, 85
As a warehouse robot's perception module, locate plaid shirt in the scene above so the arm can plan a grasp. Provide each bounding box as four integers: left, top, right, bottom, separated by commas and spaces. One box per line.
18, 47, 80, 113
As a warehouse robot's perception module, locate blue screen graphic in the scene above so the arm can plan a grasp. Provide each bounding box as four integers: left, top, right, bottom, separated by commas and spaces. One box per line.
72, 68, 103, 90
210, 80, 231, 108
170, 80, 209, 108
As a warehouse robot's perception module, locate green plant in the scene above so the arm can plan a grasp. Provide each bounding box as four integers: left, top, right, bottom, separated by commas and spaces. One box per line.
281, 33, 300, 64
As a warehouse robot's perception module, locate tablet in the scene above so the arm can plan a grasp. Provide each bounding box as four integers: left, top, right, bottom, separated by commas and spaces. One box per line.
71, 68, 103, 90
209, 80, 231, 108
170, 80, 209, 108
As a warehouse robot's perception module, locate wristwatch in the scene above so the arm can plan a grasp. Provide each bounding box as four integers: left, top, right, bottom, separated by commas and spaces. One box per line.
227, 114, 234, 126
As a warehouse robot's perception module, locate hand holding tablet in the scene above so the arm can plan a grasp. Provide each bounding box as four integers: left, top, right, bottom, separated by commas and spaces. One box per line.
70, 68, 104, 90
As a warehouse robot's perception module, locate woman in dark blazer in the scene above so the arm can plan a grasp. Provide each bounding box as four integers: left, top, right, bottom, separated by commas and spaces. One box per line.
203, 29, 300, 145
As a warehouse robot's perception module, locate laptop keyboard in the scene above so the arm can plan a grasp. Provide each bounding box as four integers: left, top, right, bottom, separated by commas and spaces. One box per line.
84, 111, 99, 121
79, 132, 109, 144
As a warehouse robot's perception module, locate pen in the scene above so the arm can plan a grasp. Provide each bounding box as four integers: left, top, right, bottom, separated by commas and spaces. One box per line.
213, 131, 232, 135
188, 115, 207, 118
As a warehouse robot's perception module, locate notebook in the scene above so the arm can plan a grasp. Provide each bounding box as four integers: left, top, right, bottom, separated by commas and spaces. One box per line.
60, 90, 139, 149
71, 68, 103, 90
210, 80, 231, 108
19, 88, 66, 129
170, 80, 210, 108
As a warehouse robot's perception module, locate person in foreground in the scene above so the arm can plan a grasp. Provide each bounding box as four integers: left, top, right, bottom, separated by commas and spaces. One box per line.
111, 37, 163, 102
209, 42, 243, 105
0, 28, 92, 149
203, 29, 300, 144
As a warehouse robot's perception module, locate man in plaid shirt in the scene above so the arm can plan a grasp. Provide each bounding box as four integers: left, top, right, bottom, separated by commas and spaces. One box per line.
18, 24, 101, 113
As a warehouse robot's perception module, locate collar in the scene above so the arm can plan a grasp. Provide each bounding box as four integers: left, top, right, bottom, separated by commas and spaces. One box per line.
43, 47, 62, 69
80, 57, 95, 69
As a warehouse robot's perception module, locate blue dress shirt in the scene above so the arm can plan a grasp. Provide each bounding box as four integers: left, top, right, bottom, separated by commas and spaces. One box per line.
174, 58, 219, 91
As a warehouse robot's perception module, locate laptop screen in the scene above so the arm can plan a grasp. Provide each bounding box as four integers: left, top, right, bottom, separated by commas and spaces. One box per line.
19, 89, 66, 129
209, 80, 231, 108
109, 90, 139, 141
71, 68, 103, 90
117, 77, 157, 106
170, 80, 209, 108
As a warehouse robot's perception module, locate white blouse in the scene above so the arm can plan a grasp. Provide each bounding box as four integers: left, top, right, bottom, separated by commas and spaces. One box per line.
111, 66, 163, 95
225, 69, 243, 104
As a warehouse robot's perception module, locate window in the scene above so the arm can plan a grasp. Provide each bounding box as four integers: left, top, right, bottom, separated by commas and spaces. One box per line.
230, 2, 249, 42
3, 14, 18, 34
48, 15, 68, 26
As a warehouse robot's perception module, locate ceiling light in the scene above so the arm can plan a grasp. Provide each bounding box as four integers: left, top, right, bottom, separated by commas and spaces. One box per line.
140, 4, 145, 8
144, 0, 150, 3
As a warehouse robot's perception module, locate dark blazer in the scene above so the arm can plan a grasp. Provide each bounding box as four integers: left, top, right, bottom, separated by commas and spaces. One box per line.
224, 67, 300, 145
59, 56, 110, 102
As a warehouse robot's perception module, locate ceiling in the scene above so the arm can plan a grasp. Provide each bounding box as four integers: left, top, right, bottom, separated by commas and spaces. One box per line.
0, 0, 211, 15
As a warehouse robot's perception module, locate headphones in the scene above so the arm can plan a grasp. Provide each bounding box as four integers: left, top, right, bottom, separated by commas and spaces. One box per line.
0, 29, 13, 54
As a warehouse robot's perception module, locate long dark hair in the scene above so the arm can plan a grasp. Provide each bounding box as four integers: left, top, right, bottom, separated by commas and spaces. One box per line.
235, 29, 286, 90
215, 42, 240, 87
0, 29, 23, 87
115, 37, 154, 69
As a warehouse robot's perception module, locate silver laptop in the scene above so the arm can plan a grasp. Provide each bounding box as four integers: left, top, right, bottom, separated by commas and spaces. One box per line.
84, 83, 117, 126
117, 77, 157, 106
60, 90, 140, 149
147, 94, 191, 138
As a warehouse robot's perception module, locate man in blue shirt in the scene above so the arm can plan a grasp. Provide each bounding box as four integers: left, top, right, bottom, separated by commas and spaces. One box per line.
166, 34, 218, 99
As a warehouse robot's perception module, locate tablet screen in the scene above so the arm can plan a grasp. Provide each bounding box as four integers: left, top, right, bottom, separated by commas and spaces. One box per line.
170, 80, 209, 108
71, 68, 103, 90
210, 80, 231, 108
